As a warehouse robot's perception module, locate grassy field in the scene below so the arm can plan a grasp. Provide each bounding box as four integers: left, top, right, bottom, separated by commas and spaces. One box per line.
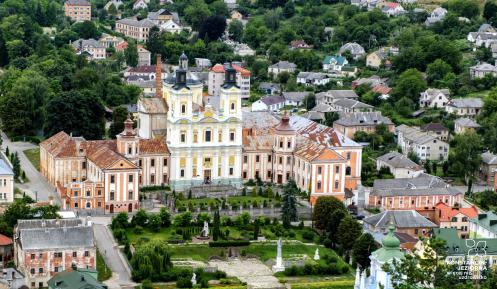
23, 148, 40, 171
97, 250, 112, 282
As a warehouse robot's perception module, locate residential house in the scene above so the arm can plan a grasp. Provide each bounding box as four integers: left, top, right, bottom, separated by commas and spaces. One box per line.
316, 90, 359, 105
258, 82, 281, 95
339, 42, 366, 60
133, 0, 148, 10
0, 234, 13, 268
0, 268, 26, 289
98, 34, 124, 49
268, 61, 297, 78
303, 103, 333, 122
350, 0, 379, 10
480, 151, 497, 185
104, 0, 123, 11
331, 98, 374, 113
381, 2, 406, 16
376, 151, 423, 179
445, 98, 483, 117
251, 96, 286, 112
369, 173, 463, 210
364, 210, 437, 238
71, 39, 106, 60
372, 84, 392, 100
233, 43, 255, 56
395, 125, 450, 162
14, 219, 96, 289
425, 7, 447, 26
322, 55, 349, 72
420, 123, 449, 141
470, 62, 497, 79
195, 58, 212, 69
366, 47, 398, 68
419, 88, 450, 108
224, 0, 237, 9
137, 45, 151, 66
434, 202, 478, 238
47, 267, 105, 289
333, 112, 394, 139
470, 211, 497, 238
352, 75, 387, 88
0, 160, 14, 204
115, 17, 155, 41
454, 117, 480, 134
289, 40, 312, 50
297, 72, 331, 87
126, 77, 156, 95
64, 0, 91, 22
147, 9, 182, 33
283, 92, 308, 107
208, 63, 251, 98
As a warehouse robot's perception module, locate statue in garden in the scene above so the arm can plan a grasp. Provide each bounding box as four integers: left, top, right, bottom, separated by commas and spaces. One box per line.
314, 248, 320, 260
191, 273, 197, 285
272, 238, 285, 272
201, 221, 209, 237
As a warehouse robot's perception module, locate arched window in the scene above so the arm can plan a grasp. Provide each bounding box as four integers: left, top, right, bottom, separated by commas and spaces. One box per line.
334, 180, 339, 189
345, 166, 351, 176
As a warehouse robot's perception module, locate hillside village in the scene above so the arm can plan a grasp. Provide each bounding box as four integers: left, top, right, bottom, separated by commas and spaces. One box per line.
2, 0, 497, 289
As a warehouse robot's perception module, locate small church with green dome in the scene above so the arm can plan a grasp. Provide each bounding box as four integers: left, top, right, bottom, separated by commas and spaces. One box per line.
354, 225, 405, 289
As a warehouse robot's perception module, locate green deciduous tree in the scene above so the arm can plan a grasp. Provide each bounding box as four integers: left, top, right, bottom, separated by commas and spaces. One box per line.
45, 90, 106, 139
125, 40, 139, 67
312, 196, 346, 230
352, 233, 378, 269
228, 20, 244, 42
131, 241, 172, 281
109, 106, 129, 138
337, 216, 362, 256
448, 131, 483, 183
391, 68, 427, 103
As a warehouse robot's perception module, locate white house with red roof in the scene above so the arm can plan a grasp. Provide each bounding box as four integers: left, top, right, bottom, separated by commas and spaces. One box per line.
208, 63, 251, 98
381, 2, 405, 16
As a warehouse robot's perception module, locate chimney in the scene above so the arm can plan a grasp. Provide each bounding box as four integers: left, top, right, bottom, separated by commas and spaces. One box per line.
155, 54, 163, 99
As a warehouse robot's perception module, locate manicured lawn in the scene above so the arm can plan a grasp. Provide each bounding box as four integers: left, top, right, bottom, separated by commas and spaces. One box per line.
97, 250, 112, 282
23, 148, 40, 171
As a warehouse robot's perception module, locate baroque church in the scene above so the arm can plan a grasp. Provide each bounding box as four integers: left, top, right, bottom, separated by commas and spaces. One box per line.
41, 53, 362, 213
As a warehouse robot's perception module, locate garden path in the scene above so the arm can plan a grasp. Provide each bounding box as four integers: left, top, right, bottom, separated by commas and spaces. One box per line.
209, 258, 285, 289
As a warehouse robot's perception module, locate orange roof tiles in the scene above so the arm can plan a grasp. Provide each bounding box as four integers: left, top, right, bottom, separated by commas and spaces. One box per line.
210, 63, 251, 77
435, 202, 479, 222
87, 146, 131, 169
0, 234, 12, 246
139, 139, 169, 154
243, 135, 272, 151
294, 139, 345, 162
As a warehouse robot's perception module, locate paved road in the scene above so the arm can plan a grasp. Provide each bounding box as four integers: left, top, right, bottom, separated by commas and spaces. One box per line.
93, 224, 135, 288
1, 132, 58, 203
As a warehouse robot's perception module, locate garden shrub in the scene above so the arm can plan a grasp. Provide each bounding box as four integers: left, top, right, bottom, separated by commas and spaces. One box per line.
302, 230, 316, 241
288, 230, 296, 238
133, 225, 143, 234
176, 277, 193, 288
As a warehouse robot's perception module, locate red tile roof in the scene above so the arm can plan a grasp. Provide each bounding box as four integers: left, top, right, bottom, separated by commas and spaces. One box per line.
435, 202, 479, 222
372, 85, 391, 95
294, 139, 344, 162
139, 139, 169, 154
385, 2, 399, 8
210, 63, 251, 77
0, 234, 12, 246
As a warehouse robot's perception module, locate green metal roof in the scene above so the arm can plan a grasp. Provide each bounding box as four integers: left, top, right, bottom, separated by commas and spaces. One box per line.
323, 55, 347, 65
47, 269, 105, 289
470, 211, 497, 234
371, 225, 405, 263
433, 228, 497, 256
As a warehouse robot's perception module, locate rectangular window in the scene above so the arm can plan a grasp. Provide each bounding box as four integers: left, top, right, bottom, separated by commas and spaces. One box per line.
97, 190, 102, 196
151, 159, 155, 167
287, 141, 291, 148
82, 161, 86, 169
110, 191, 115, 200
268, 155, 272, 162
110, 175, 115, 184
180, 169, 185, 177
256, 155, 260, 162
74, 202, 78, 208
129, 190, 133, 200
139, 159, 142, 167
335, 166, 339, 173
218, 130, 223, 142
73, 252, 77, 257
243, 171, 247, 178
39, 268, 43, 273
318, 167, 322, 175
163, 158, 168, 166
150, 174, 155, 183
243, 156, 247, 163
230, 131, 235, 141
229, 168, 234, 175
205, 130, 212, 142
180, 132, 186, 143
128, 175, 133, 182
31, 254, 35, 260
84, 251, 89, 257
279, 157, 282, 164
86, 191, 90, 197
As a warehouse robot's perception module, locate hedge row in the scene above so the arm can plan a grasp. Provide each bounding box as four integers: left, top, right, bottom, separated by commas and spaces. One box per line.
291, 280, 354, 289
208, 240, 251, 247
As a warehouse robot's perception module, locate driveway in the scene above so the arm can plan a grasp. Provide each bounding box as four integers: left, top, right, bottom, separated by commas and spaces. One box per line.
93, 224, 135, 288
1, 132, 58, 204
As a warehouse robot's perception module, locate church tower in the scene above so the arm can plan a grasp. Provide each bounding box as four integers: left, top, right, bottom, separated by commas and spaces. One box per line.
272, 113, 296, 184
117, 115, 139, 158
179, 51, 188, 70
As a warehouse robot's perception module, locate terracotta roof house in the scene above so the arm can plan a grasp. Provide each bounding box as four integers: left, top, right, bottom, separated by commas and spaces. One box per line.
434, 202, 478, 238
289, 40, 312, 50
